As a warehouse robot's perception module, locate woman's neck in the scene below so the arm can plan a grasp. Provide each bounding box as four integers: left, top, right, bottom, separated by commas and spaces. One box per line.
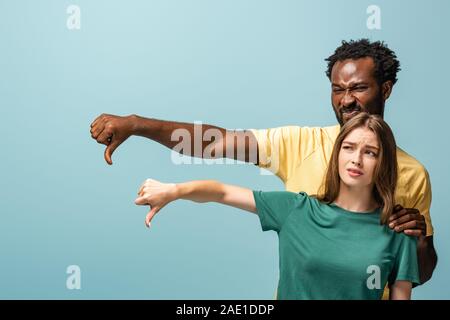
333, 183, 379, 213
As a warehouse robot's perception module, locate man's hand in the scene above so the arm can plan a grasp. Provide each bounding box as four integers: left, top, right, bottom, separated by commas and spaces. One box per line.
90, 114, 136, 165
135, 179, 177, 228
389, 204, 426, 237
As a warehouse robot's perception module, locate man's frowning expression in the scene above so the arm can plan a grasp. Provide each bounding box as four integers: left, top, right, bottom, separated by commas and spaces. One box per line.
331, 57, 392, 126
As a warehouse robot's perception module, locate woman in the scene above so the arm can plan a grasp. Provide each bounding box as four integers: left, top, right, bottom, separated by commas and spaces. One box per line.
134, 113, 419, 300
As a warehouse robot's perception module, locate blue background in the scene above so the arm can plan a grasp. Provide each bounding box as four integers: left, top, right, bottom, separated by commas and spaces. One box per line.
1, 0, 448, 299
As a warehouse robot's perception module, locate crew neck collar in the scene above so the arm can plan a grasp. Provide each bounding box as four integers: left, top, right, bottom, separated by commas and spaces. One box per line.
329, 202, 381, 215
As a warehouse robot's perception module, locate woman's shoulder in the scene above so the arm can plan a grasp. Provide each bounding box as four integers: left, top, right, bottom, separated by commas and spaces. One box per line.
293, 191, 324, 210
276, 191, 316, 206
392, 229, 418, 245
253, 190, 321, 212
297, 191, 323, 205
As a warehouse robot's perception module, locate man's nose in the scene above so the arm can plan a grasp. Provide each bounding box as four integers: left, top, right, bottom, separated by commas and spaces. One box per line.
341, 90, 356, 107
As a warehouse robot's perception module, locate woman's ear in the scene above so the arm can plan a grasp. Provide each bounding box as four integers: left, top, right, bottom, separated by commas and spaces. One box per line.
382, 81, 393, 101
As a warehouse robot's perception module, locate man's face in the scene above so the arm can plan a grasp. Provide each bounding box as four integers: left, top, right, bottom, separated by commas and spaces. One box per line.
331, 57, 385, 126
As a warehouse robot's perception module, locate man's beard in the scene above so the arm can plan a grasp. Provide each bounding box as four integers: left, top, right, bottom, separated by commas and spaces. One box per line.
335, 94, 385, 126
335, 102, 362, 126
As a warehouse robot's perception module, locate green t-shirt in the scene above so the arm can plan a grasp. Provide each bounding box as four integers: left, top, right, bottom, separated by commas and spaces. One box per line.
253, 191, 420, 300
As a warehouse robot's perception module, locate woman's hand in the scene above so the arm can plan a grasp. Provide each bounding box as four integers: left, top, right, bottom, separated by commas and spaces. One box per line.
135, 178, 177, 228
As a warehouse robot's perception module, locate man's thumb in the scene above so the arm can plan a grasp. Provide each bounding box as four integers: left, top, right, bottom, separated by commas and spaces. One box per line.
104, 140, 121, 165
145, 207, 159, 228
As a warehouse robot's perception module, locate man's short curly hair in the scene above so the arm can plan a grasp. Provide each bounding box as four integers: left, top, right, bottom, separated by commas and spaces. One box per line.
325, 39, 401, 85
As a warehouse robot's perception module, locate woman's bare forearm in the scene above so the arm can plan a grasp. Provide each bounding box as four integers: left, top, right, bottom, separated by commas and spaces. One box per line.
175, 181, 256, 213
135, 179, 256, 227
174, 180, 226, 203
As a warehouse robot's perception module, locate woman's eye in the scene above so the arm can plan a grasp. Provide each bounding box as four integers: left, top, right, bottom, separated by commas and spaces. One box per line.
366, 151, 377, 157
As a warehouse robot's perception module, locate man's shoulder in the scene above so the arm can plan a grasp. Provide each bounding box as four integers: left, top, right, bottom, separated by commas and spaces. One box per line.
397, 147, 429, 181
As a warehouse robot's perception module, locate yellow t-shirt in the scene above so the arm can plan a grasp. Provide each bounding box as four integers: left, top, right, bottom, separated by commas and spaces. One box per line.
251, 125, 433, 300
250, 125, 433, 236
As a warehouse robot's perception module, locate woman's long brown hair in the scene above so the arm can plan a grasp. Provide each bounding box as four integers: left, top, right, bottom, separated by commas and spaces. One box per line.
316, 113, 397, 225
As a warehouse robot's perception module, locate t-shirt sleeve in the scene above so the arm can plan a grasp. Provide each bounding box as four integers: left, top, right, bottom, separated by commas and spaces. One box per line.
388, 235, 420, 287
252, 190, 306, 232
249, 126, 318, 183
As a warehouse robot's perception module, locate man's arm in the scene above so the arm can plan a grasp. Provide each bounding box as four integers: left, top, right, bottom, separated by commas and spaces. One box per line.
90, 114, 259, 165
417, 236, 438, 284
389, 281, 412, 300
388, 205, 438, 284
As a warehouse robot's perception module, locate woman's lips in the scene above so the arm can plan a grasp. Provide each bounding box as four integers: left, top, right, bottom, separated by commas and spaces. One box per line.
347, 168, 363, 177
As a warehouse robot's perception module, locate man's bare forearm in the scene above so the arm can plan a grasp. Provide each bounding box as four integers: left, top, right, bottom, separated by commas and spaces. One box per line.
130, 115, 259, 163
131, 115, 225, 157
417, 236, 438, 284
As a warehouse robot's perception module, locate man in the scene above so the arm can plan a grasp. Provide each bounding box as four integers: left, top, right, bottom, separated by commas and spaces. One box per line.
90, 39, 437, 294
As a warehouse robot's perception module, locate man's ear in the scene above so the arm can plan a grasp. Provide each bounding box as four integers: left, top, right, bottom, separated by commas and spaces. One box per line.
382, 80, 393, 101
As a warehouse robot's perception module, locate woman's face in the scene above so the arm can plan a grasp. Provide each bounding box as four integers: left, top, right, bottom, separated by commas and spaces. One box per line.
338, 127, 380, 189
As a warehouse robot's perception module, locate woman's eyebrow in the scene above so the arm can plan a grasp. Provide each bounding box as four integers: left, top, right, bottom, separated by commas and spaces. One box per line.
365, 145, 380, 151
343, 141, 379, 150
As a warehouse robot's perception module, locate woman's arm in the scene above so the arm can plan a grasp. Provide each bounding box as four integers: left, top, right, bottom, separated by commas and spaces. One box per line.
135, 179, 256, 227
389, 280, 412, 300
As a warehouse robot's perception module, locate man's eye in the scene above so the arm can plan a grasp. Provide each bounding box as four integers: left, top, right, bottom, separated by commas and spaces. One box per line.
354, 86, 368, 91
333, 88, 344, 93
